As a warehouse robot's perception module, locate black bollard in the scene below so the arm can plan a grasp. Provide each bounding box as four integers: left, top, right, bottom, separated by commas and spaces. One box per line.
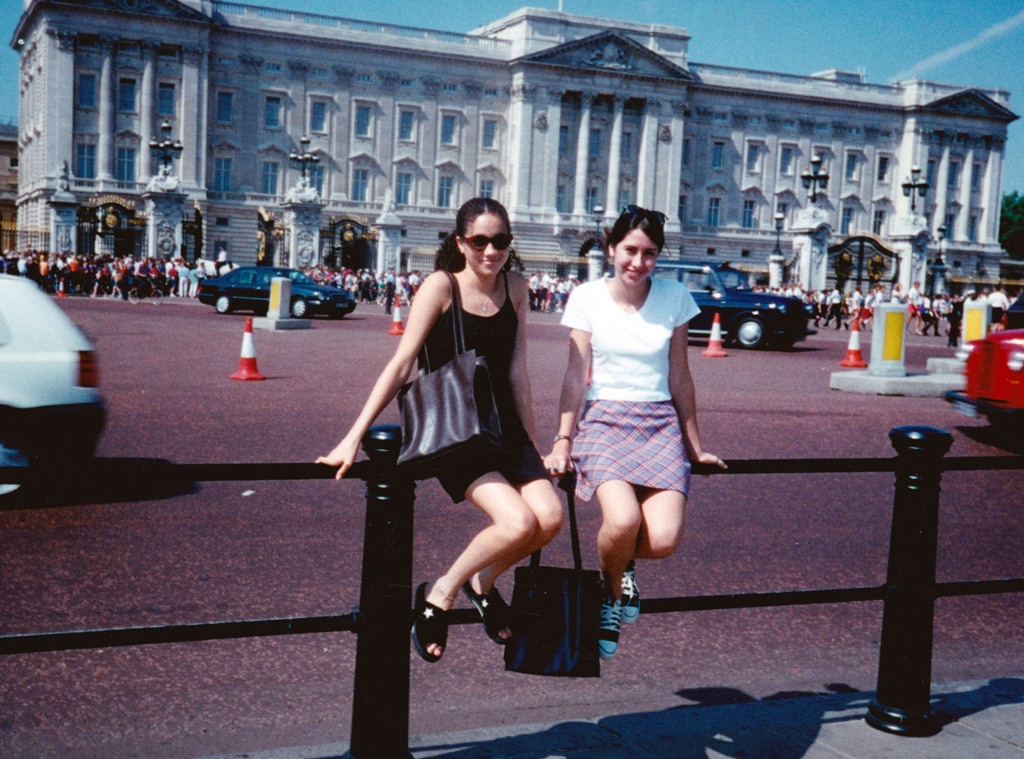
349, 424, 416, 758
866, 425, 953, 737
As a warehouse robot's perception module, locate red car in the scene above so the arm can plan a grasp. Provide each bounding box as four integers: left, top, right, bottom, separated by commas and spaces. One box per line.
947, 328, 1024, 431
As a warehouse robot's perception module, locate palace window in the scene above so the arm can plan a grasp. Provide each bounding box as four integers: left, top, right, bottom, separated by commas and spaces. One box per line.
707, 197, 721, 227
76, 144, 96, 179
355, 104, 373, 138
118, 78, 136, 112
264, 96, 282, 129
351, 168, 369, 202
398, 110, 416, 142
437, 175, 454, 207
779, 146, 793, 176
261, 162, 279, 195
873, 209, 886, 235
742, 199, 756, 228
213, 157, 232, 191
310, 101, 328, 133
216, 92, 233, 124
479, 178, 494, 198
395, 172, 412, 205
157, 83, 176, 118
711, 141, 725, 169
841, 207, 855, 235
877, 155, 890, 182
116, 147, 136, 183
78, 73, 96, 109
440, 114, 457, 146
482, 119, 498, 150
588, 128, 601, 158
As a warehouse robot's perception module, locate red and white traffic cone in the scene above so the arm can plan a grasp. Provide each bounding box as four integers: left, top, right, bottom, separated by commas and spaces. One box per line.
702, 312, 728, 357
230, 317, 265, 381
57, 279, 67, 298
387, 293, 404, 335
839, 317, 868, 368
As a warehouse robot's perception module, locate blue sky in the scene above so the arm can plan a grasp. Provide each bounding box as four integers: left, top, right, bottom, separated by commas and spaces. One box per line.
3, 0, 1023, 195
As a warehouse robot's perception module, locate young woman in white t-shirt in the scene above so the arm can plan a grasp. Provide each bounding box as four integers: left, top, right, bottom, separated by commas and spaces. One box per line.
544, 206, 726, 659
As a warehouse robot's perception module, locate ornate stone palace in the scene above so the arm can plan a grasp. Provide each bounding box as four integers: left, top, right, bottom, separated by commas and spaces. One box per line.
12, 0, 1018, 293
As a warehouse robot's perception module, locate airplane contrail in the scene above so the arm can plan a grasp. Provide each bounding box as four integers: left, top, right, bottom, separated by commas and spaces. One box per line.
891, 9, 1024, 83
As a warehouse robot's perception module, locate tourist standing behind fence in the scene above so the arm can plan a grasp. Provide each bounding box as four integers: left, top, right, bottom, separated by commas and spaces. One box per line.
316, 197, 562, 664
544, 205, 726, 660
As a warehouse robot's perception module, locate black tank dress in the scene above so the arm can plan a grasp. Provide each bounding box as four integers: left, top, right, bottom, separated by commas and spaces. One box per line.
418, 272, 547, 502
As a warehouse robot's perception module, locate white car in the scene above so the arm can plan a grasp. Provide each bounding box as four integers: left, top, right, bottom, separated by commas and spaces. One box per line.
0, 275, 105, 496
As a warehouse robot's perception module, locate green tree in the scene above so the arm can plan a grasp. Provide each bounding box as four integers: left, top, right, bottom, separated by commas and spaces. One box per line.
1000, 191, 1024, 260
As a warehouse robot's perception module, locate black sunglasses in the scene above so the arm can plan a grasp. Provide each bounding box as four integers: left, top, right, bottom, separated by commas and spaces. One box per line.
464, 233, 514, 251
621, 204, 667, 227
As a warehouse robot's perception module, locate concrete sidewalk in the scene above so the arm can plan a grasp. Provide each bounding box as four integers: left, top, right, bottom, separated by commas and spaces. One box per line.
206, 676, 1024, 758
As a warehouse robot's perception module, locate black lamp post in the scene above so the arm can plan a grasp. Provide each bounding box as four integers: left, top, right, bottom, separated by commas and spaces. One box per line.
592, 203, 604, 252
149, 118, 183, 171
773, 211, 785, 257
930, 224, 947, 297
801, 154, 829, 204
289, 136, 319, 182
902, 164, 929, 213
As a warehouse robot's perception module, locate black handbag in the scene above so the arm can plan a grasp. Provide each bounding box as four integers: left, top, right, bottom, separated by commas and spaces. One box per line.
396, 272, 505, 473
504, 475, 602, 677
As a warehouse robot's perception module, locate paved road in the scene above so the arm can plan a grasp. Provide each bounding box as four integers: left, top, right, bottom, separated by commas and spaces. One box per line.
1, 296, 1021, 758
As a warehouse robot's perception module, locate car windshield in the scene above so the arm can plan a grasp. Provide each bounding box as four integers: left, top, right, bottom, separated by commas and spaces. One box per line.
716, 267, 751, 290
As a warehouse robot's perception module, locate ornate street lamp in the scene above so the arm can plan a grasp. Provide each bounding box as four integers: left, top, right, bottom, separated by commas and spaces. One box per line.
289, 136, 319, 182
773, 211, 785, 258
901, 164, 929, 213
592, 203, 604, 251
801, 154, 829, 204
930, 224, 948, 297
149, 118, 183, 172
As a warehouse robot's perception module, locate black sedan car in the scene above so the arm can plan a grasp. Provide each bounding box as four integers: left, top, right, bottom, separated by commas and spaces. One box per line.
652, 261, 814, 349
198, 266, 356, 319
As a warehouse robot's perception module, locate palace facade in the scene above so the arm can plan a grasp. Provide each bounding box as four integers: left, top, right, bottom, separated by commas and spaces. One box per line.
12, 0, 1018, 292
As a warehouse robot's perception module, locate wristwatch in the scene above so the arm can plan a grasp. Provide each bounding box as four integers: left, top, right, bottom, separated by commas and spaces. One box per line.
552, 434, 571, 443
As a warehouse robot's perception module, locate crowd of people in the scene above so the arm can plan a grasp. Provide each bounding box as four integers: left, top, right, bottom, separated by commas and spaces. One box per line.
759, 280, 1019, 346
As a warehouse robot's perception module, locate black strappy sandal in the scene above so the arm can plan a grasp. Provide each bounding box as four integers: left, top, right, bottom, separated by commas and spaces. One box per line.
411, 582, 448, 663
461, 581, 511, 645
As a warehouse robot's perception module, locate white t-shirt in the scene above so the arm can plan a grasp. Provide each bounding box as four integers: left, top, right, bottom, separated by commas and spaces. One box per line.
561, 276, 700, 402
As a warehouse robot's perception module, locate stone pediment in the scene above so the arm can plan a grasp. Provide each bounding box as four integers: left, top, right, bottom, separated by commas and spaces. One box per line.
517, 31, 696, 82
41, 0, 206, 21
922, 89, 1018, 123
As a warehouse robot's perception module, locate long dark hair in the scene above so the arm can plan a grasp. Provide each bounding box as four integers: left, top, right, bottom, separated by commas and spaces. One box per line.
434, 197, 523, 272
605, 205, 666, 252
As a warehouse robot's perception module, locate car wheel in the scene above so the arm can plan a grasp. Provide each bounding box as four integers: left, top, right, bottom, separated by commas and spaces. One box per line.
215, 295, 233, 314
0, 439, 29, 497
291, 297, 308, 318
733, 317, 766, 349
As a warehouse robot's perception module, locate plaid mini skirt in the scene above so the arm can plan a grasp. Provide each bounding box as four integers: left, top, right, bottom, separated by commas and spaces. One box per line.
572, 400, 692, 502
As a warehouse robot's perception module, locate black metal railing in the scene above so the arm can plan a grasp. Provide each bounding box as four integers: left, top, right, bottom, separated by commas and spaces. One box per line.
2, 425, 1022, 756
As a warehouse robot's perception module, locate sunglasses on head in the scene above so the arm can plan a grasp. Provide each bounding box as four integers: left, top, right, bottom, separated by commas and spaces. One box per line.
463, 233, 514, 251
620, 204, 667, 227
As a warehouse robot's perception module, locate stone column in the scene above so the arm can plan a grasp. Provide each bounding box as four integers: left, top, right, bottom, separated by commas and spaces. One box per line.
97, 38, 116, 181
49, 164, 78, 257
636, 99, 659, 208
283, 203, 323, 270
571, 92, 593, 218
792, 205, 831, 293
143, 189, 186, 260
375, 200, 403, 277
605, 96, 624, 216
955, 145, 974, 241
139, 41, 156, 184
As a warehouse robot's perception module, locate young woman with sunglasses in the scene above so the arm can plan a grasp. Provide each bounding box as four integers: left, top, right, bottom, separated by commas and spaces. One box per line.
544, 205, 726, 659
317, 197, 562, 663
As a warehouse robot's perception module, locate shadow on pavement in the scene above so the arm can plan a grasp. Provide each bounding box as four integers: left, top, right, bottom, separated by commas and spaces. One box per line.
1, 457, 197, 510
397, 677, 1024, 759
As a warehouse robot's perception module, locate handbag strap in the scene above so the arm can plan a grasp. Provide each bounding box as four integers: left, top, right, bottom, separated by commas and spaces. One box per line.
529, 472, 583, 571
420, 271, 468, 374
